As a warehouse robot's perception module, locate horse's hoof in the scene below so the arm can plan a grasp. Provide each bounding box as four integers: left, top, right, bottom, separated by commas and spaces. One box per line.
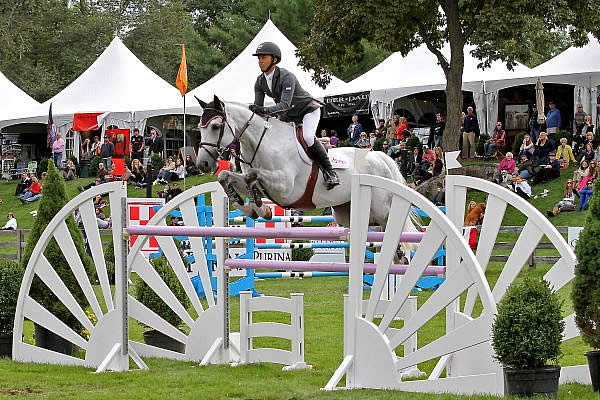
263, 206, 272, 220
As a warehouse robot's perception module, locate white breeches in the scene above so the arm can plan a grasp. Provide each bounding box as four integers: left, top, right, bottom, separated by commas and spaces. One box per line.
301, 108, 320, 147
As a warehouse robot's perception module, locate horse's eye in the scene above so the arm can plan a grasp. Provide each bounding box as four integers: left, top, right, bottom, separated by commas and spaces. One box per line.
211, 123, 221, 131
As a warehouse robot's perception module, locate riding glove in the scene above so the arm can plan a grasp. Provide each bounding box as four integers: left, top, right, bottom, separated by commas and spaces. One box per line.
249, 104, 266, 114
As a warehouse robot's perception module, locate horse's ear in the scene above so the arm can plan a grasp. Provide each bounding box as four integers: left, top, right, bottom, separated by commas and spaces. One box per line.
213, 95, 223, 111
194, 95, 207, 109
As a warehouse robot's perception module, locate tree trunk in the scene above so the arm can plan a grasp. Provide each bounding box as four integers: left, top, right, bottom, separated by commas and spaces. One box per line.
442, 0, 465, 156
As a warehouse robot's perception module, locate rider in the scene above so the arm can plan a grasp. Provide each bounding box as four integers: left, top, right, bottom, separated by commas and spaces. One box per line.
248, 42, 340, 190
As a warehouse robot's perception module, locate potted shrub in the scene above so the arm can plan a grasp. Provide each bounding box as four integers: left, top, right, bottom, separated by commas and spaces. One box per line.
135, 255, 191, 353
20, 161, 94, 355
572, 183, 600, 391
0, 259, 23, 357
492, 277, 565, 398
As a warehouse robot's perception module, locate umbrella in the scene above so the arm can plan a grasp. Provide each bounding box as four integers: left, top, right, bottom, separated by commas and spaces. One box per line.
536, 78, 546, 124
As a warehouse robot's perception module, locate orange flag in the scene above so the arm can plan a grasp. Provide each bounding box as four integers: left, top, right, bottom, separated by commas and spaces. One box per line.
176, 45, 188, 97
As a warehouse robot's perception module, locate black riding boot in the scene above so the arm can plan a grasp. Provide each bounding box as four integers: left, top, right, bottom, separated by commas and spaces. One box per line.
306, 140, 340, 190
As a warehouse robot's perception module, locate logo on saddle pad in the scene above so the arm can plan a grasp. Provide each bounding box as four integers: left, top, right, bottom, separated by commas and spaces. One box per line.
329, 154, 350, 169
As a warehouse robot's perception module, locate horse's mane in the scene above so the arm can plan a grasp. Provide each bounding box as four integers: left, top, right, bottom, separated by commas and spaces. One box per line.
223, 101, 293, 131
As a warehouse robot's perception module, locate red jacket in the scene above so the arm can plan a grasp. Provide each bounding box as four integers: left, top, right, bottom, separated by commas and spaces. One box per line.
29, 182, 42, 195
396, 121, 409, 140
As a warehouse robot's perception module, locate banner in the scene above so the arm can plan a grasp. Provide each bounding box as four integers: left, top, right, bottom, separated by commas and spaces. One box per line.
323, 91, 370, 118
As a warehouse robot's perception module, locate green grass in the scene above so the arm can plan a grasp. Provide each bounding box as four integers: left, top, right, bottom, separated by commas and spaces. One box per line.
1, 263, 595, 399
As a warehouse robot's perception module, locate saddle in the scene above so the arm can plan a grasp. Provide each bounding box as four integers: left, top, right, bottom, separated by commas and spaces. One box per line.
290, 124, 319, 209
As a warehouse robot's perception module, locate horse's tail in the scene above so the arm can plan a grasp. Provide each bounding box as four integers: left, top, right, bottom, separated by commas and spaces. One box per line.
378, 153, 422, 253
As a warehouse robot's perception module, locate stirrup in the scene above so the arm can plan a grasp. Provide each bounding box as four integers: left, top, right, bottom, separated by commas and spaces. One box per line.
323, 170, 340, 190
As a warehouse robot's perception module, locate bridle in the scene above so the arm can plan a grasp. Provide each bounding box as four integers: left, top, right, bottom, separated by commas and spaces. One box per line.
198, 106, 271, 168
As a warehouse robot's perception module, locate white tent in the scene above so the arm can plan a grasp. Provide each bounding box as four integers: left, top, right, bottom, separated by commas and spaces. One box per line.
0, 71, 40, 122
485, 35, 600, 131
340, 43, 530, 133
187, 19, 348, 104
0, 37, 194, 130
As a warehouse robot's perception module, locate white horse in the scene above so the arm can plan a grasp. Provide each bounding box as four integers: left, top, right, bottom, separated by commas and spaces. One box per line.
195, 95, 419, 235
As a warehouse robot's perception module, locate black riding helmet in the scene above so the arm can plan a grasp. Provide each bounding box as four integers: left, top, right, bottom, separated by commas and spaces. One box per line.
252, 42, 282, 63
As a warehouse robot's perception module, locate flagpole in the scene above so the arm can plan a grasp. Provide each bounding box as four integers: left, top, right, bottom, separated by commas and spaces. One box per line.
183, 94, 186, 190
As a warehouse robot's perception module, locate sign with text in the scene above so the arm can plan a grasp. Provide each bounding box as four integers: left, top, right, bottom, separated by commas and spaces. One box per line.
323, 91, 370, 118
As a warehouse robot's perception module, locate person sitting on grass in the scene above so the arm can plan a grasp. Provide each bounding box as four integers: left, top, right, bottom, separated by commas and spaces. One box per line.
158, 184, 170, 200
354, 132, 371, 149
167, 182, 182, 202
576, 160, 596, 192
518, 134, 535, 159
533, 152, 560, 184
171, 158, 186, 181
61, 159, 77, 181
547, 180, 577, 217
555, 137, 576, 168
578, 180, 593, 210
0, 212, 17, 230
129, 159, 147, 188
19, 176, 42, 204
578, 142, 595, 165
15, 172, 31, 197
533, 132, 553, 164
95, 207, 111, 229
494, 152, 516, 184
508, 175, 532, 200
77, 163, 108, 192
155, 156, 176, 184
185, 155, 200, 176
517, 153, 534, 179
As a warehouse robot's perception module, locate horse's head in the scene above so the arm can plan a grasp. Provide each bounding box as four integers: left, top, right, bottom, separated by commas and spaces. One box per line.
195, 95, 236, 173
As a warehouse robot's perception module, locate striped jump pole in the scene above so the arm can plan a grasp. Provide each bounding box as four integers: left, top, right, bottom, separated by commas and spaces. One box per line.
126, 225, 423, 243
225, 259, 446, 276
255, 271, 349, 279
229, 216, 335, 223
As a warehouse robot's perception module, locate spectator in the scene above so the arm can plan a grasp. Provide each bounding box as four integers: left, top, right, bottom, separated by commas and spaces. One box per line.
171, 158, 186, 181
90, 135, 101, 157
369, 132, 377, 148
0, 212, 17, 230
573, 103, 587, 136
582, 114, 595, 136
354, 132, 371, 149
100, 134, 115, 171
547, 180, 576, 217
545, 101, 561, 139
15, 172, 31, 197
95, 207, 111, 229
78, 163, 108, 192
485, 122, 506, 157
430, 113, 445, 148
533, 152, 560, 184
155, 156, 176, 184
389, 141, 411, 178
168, 182, 182, 202
556, 137, 576, 168
578, 142, 595, 165
129, 158, 146, 187
376, 119, 387, 136
19, 176, 42, 204
147, 129, 163, 156
578, 180, 594, 211
407, 146, 422, 176
533, 132, 553, 164
517, 153, 534, 179
432, 147, 444, 178
318, 129, 331, 149
130, 128, 145, 162
41, 172, 47, 181
347, 114, 363, 144
594, 144, 600, 162
573, 160, 590, 188
185, 155, 200, 176
518, 134, 535, 159
509, 175, 532, 200
52, 132, 65, 168
381, 140, 393, 156
329, 130, 339, 147
577, 161, 596, 191
396, 117, 409, 143
169, 216, 183, 226
61, 159, 77, 181
462, 106, 479, 159
494, 152, 516, 183
422, 147, 435, 164
386, 114, 401, 144
80, 138, 92, 160
158, 184, 170, 200
93, 195, 107, 209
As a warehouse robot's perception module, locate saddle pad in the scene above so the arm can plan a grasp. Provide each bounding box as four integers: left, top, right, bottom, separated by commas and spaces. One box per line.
292, 124, 350, 169
328, 149, 350, 169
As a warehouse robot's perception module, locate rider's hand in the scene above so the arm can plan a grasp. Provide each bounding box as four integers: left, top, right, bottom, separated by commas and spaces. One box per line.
249, 104, 266, 114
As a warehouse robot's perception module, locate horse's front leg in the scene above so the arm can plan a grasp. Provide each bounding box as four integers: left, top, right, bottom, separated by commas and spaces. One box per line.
217, 170, 260, 219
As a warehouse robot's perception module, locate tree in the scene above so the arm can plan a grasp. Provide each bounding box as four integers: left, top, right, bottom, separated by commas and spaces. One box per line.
297, 0, 600, 154
572, 182, 600, 349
